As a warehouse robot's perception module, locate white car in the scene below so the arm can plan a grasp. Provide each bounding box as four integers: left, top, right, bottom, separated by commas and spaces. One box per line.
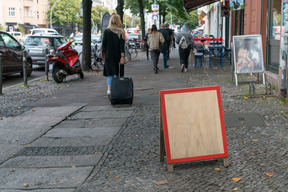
30, 28, 58, 35
8, 31, 22, 42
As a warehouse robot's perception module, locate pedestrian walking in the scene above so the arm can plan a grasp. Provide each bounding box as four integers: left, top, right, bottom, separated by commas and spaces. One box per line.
102, 13, 126, 99
144, 28, 151, 60
165, 23, 173, 60
158, 23, 170, 69
176, 23, 194, 73
147, 24, 165, 74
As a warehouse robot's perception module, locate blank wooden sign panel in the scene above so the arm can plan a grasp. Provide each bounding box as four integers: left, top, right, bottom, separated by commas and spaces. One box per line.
160, 86, 228, 164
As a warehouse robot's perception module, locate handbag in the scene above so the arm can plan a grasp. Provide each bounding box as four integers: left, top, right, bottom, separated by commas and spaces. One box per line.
190, 50, 195, 62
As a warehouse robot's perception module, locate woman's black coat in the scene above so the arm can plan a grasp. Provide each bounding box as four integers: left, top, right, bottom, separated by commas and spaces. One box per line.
102, 29, 125, 77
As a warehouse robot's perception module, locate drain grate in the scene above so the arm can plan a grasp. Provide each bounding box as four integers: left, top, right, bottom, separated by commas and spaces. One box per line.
224, 112, 265, 127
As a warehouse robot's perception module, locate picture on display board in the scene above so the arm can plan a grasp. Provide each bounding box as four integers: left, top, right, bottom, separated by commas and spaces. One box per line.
233, 35, 264, 74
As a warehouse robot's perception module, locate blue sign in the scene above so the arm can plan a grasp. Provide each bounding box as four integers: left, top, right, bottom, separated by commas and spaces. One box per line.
152, 15, 158, 20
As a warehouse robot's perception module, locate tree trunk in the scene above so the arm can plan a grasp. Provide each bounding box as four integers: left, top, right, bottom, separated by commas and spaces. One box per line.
116, 0, 124, 23
138, 0, 145, 41
82, 0, 92, 71
162, 12, 166, 24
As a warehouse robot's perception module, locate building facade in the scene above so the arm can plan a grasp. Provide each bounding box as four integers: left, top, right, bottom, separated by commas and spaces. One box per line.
0, 0, 50, 34
194, 0, 287, 94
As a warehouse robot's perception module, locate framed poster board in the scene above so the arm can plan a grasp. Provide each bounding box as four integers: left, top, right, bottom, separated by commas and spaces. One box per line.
159, 86, 228, 171
232, 35, 265, 85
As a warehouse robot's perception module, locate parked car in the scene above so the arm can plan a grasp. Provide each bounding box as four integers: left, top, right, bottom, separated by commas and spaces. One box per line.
8, 32, 23, 42
0, 31, 32, 76
30, 28, 58, 35
23, 34, 67, 66
126, 34, 142, 49
74, 33, 83, 45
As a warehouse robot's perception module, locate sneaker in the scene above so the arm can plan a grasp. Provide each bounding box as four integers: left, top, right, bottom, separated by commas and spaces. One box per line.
154, 68, 158, 74
184, 68, 188, 73
164, 65, 170, 69
180, 64, 185, 73
107, 90, 111, 101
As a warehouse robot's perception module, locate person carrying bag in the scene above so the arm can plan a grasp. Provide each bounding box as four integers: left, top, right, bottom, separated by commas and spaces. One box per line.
147, 24, 165, 74
176, 23, 194, 73
102, 13, 126, 100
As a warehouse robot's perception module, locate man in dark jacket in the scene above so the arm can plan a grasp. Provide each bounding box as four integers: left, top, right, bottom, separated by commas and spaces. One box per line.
158, 24, 170, 69
165, 23, 173, 60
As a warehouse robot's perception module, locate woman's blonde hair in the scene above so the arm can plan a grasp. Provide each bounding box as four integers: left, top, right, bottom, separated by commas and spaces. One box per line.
108, 13, 123, 28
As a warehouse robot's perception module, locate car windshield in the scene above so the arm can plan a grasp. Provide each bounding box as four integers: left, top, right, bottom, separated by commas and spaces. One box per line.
24, 36, 66, 47
75, 34, 83, 39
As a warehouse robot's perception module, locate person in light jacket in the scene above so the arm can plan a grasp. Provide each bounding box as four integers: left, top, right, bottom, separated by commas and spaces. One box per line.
176, 23, 194, 73
147, 24, 165, 74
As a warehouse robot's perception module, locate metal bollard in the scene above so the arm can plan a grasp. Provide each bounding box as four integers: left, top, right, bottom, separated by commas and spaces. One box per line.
45, 53, 49, 81
0, 53, 2, 95
269, 82, 272, 95
23, 52, 27, 87
249, 83, 252, 96
252, 83, 256, 96
265, 82, 269, 95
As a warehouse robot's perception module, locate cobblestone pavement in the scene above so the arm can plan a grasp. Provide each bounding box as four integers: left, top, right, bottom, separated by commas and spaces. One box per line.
0, 49, 287, 191
76, 53, 287, 191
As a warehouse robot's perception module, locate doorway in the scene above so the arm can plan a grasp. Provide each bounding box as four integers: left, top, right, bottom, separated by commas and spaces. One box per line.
266, 0, 281, 73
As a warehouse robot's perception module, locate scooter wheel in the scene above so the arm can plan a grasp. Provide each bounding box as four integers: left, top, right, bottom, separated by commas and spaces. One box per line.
78, 69, 84, 79
52, 65, 64, 83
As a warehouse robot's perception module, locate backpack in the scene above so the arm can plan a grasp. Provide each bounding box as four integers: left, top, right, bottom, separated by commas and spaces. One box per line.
179, 35, 188, 49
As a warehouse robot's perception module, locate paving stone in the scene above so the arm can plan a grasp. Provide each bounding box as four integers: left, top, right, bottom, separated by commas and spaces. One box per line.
0, 155, 102, 168
54, 118, 127, 128
0, 167, 93, 189
71, 110, 134, 119
14, 146, 106, 156
44, 127, 121, 138
1, 190, 74, 192
0, 145, 24, 164
82, 106, 137, 112
29, 136, 114, 147
0, 128, 50, 145
224, 112, 266, 127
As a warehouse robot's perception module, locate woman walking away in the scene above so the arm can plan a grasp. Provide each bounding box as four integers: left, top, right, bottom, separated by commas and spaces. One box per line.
176, 23, 194, 73
102, 13, 125, 99
147, 24, 165, 74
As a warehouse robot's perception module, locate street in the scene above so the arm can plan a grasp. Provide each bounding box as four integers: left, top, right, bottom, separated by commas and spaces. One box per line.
0, 49, 287, 191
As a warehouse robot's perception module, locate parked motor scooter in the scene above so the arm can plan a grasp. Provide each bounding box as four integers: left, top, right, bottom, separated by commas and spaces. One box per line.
47, 41, 84, 83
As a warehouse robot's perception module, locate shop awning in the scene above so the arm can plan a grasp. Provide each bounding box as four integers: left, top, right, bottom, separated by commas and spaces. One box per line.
19, 24, 38, 29
183, 0, 219, 12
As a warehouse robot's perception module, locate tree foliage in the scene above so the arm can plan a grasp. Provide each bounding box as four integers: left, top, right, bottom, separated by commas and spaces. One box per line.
91, 6, 110, 33
48, 0, 82, 27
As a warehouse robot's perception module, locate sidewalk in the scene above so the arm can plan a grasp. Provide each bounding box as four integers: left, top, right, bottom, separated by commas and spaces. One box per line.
0, 48, 287, 191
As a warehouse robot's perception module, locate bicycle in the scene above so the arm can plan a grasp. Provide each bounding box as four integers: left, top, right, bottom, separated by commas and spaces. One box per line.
126, 40, 138, 59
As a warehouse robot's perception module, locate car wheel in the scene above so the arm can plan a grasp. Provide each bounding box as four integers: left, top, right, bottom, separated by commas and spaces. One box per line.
20, 59, 33, 77
26, 59, 33, 77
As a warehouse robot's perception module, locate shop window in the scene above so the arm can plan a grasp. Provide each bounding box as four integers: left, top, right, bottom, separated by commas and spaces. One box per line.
271, 0, 281, 40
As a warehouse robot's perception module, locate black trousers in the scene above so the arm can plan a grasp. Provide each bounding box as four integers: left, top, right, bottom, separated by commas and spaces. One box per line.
179, 45, 191, 68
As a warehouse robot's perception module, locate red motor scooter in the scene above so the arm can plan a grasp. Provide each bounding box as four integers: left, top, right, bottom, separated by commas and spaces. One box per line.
47, 41, 84, 83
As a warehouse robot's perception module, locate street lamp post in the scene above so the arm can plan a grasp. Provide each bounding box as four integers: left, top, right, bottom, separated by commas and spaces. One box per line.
50, 0, 62, 28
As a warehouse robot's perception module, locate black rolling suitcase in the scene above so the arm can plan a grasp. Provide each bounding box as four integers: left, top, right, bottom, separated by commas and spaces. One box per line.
110, 64, 133, 106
